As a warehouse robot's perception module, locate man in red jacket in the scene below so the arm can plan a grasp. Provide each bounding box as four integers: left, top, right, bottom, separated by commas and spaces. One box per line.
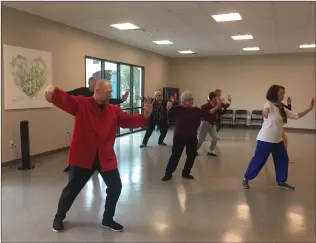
45, 80, 153, 233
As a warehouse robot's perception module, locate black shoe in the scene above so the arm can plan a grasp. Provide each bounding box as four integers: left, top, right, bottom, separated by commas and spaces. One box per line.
63, 166, 71, 172
158, 142, 167, 146
207, 152, 217, 157
182, 174, 194, 179
102, 220, 124, 232
242, 179, 250, 189
277, 182, 295, 190
161, 174, 172, 181
52, 217, 64, 232
140, 144, 147, 148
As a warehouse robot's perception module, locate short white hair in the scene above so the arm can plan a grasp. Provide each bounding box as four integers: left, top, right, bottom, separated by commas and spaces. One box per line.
154, 91, 162, 98
180, 91, 193, 105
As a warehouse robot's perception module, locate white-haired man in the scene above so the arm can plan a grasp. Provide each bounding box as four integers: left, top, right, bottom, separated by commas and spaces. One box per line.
140, 91, 169, 147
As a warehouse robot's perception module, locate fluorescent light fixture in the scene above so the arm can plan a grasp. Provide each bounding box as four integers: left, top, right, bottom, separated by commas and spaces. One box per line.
243, 47, 260, 51
299, 44, 316, 49
153, 40, 173, 45
231, 34, 253, 40
111, 23, 140, 30
212, 13, 242, 22
178, 50, 195, 54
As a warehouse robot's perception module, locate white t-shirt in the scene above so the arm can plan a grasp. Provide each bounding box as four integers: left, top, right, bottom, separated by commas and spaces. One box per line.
257, 101, 299, 143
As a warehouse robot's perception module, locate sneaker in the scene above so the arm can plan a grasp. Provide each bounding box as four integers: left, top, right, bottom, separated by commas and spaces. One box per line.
102, 220, 124, 232
52, 217, 64, 232
158, 142, 167, 146
63, 165, 71, 172
277, 182, 295, 190
242, 179, 250, 189
139, 144, 147, 148
182, 174, 194, 179
207, 152, 217, 157
161, 174, 172, 181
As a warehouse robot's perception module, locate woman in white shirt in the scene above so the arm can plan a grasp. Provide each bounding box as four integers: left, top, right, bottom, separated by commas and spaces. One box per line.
242, 85, 314, 190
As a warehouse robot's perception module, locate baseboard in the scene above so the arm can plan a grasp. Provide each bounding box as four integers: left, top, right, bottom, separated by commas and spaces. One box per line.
221, 124, 316, 133
2, 146, 69, 168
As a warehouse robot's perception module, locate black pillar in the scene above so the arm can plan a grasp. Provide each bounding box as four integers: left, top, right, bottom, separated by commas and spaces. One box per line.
19, 120, 33, 170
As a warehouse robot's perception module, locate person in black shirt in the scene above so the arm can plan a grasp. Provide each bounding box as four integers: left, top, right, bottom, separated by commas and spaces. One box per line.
140, 91, 169, 147
63, 77, 129, 172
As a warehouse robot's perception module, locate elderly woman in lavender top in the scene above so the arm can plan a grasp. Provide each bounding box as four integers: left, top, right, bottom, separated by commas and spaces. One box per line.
162, 91, 221, 181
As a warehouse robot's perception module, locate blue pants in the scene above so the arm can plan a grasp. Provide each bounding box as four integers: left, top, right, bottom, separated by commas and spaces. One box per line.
244, 140, 289, 182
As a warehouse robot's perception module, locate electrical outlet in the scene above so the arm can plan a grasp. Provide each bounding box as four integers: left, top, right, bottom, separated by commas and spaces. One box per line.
9, 140, 16, 148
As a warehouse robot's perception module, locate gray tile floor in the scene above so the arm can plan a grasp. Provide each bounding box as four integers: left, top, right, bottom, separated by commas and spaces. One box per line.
2, 128, 315, 242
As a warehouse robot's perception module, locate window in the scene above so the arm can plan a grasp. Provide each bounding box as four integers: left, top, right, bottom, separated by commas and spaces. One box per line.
85, 58, 101, 87
85, 56, 145, 136
104, 61, 118, 99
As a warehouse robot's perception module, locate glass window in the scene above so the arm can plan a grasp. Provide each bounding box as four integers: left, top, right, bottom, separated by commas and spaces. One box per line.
85, 57, 145, 137
104, 61, 118, 99
85, 58, 101, 87
120, 64, 131, 109
133, 67, 142, 108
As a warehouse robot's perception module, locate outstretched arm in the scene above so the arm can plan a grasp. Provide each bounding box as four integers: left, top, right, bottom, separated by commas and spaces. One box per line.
117, 96, 154, 128
45, 85, 78, 116
117, 110, 148, 128
285, 99, 314, 119
66, 87, 85, 96
110, 98, 123, 105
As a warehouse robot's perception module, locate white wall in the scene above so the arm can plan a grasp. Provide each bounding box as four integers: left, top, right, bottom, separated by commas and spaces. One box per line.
2, 6, 170, 162
169, 54, 315, 129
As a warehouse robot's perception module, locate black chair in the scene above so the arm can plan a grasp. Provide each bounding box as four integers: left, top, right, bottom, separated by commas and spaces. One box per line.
250, 110, 263, 126
234, 110, 248, 127
221, 109, 234, 126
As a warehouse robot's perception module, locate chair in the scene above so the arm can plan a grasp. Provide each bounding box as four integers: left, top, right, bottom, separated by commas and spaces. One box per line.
234, 110, 248, 127
250, 110, 263, 126
221, 109, 234, 126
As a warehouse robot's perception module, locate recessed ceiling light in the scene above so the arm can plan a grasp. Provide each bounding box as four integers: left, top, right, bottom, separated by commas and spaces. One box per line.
178, 50, 195, 54
243, 47, 260, 51
111, 23, 140, 30
299, 44, 316, 49
231, 34, 253, 40
153, 40, 173, 45
212, 13, 242, 22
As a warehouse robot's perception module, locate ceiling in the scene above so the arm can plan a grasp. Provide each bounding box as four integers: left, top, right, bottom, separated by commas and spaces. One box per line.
3, 1, 316, 57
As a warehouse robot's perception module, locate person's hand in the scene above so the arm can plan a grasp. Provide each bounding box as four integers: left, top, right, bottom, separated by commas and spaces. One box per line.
45, 84, 56, 103
216, 96, 222, 107
309, 98, 315, 111
121, 91, 129, 102
228, 95, 232, 102
287, 97, 291, 105
143, 96, 154, 119
170, 95, 175, 102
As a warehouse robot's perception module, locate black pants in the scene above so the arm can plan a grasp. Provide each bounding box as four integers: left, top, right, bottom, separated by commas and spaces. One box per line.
142, 120, 168, 145
216, 119, 222, 132
165, 136, 198, 176
55, 153, 122, 223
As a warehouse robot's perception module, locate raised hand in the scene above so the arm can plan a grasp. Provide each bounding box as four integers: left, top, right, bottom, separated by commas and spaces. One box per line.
309, 98, 315, 110
216, 96, 222, 106
228, 95, 232, 102
287, 97, 291, 105
143, 96, 154, 119
121, 91, 129, 102
170, 95, 175, 102
45, 84, 56, 103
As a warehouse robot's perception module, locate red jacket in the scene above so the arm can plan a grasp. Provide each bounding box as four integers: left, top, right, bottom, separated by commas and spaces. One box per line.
51, 88, 148, 171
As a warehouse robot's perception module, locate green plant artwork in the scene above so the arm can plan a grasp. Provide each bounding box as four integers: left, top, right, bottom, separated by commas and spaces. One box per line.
9, 55, 48, 99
